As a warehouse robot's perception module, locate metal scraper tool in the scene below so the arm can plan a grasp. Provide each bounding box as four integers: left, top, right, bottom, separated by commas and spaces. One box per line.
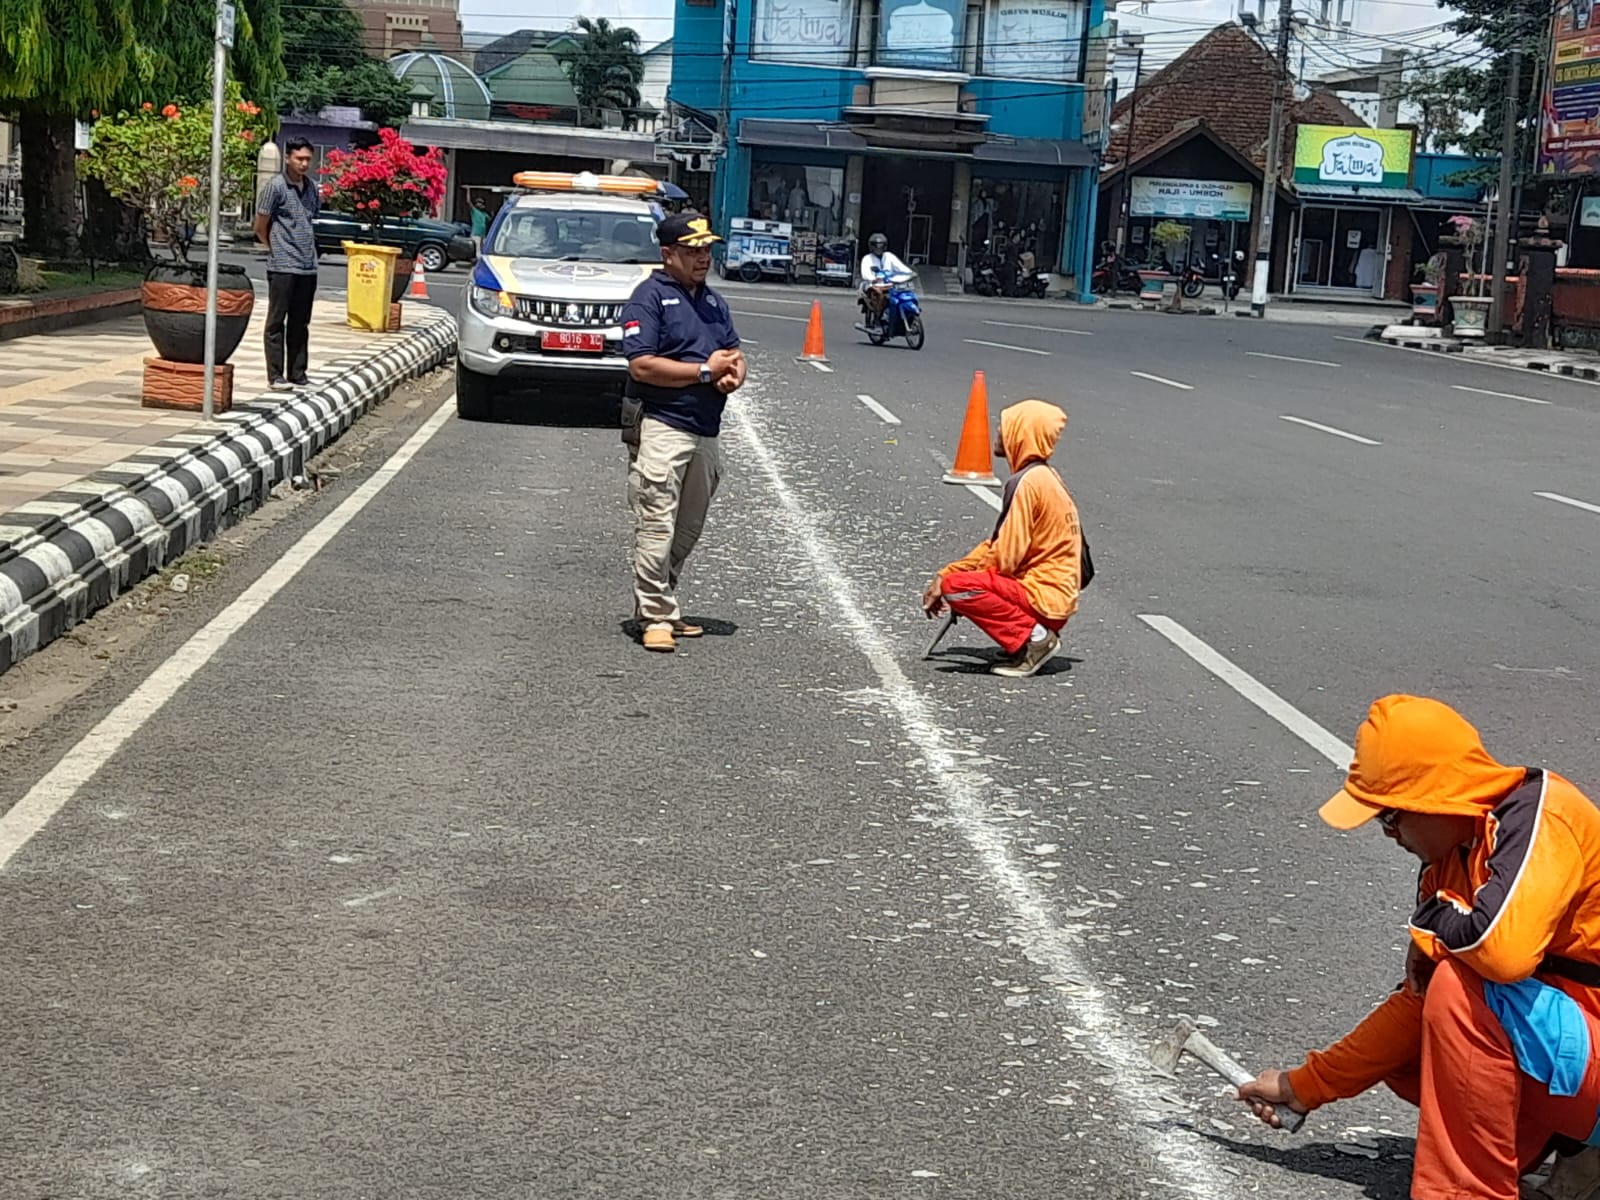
1150, 1017, 1306, 1133
922, 611, 957, 659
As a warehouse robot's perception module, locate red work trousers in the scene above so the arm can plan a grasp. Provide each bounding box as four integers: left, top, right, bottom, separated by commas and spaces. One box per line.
940, 570, 1063, 656
1384, 959, 1600, 1199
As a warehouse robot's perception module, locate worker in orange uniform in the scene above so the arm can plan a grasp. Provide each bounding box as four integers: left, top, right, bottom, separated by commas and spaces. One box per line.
921, 399, 1083, 678
1238, 695, 1600, 1200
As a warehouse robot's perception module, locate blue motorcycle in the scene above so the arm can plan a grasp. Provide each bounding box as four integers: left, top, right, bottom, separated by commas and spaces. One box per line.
857, 270, 925, 351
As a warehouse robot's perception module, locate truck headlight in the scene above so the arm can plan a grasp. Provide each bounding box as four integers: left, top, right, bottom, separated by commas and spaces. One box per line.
470, 285, 514, 318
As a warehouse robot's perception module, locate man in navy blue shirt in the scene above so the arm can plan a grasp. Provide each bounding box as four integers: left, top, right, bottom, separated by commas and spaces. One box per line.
621, 212, 746, 653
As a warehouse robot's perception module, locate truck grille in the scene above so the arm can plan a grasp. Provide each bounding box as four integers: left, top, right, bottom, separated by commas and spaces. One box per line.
512, 298, 624, 327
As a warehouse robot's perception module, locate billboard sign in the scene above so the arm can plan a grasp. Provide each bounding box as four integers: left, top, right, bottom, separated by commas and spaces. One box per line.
1293, 125, 1413, 189
1129, 177, 1254, 221
1541, 0, 1600, 175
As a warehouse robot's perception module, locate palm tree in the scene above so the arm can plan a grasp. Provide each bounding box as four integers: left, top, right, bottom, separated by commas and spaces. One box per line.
556, 17, 645, 129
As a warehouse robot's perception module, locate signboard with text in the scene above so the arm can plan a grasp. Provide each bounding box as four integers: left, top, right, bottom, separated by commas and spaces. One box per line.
1540, 1, 1600, 175
1129, 177, 1254, 221
984, 0, 1087, 80
750, 0, 856, 66
1292, 125, 1413, 190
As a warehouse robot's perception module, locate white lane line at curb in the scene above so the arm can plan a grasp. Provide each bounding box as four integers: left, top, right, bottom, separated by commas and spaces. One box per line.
0, 393, 459, 873
1139, 615, 1352, 769
1453, 384, 1551, 405
1336, 336, 1600, 390
1129, 370, 1193, 390
1537, 491, 1600, 516
808, 360, 835, 373
1278, 415, 1381, 445
1246, 351, 1339, 367
732, 310, 808, 322
735, 398, 1233, 1200
982, 320, 1093, 336
964, 338, 1052, 356
965, 484, 1001, 511
855, 394, 901, 425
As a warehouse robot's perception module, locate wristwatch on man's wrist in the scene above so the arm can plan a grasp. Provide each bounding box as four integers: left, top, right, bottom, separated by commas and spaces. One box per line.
698, 363, 712, 385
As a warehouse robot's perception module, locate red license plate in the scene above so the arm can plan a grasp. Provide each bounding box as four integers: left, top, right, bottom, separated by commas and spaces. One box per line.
541, 331, 605, 353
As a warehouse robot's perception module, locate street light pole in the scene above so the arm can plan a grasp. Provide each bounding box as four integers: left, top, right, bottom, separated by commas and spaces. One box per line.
201, 0, 235, 423
1249, 0, 1294, 319
1115, 37, 1144, 263
1487, 46, 1522, 343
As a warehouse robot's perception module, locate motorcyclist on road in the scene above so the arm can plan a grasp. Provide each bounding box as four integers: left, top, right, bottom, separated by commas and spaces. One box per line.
860, 233, 912, 326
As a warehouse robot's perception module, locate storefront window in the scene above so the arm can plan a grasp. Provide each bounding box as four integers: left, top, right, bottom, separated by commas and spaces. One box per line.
749, 163, 846, 238
969, 176, 1062, 269
750, 0, 858, 66
1297, 205, 1383, 289
876, 0, 965, 70
980, 0, 1087, 80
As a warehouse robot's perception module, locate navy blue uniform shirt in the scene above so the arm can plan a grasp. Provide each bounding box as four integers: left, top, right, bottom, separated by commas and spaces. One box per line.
621, 269, 740, 438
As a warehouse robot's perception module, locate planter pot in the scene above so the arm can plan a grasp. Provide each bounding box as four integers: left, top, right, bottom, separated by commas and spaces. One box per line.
1411, 283, 1439, 324
141, 261, 254, 364
1449, 294, 1491, 338
1136, 269, 1168, 300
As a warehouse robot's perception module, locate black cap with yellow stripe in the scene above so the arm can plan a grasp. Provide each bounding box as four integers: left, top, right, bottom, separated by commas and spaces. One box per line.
658, 212, 721, 248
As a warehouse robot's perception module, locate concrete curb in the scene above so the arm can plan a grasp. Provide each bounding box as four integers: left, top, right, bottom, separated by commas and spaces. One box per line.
0, 309, 457, 675
0, 287, 143, 341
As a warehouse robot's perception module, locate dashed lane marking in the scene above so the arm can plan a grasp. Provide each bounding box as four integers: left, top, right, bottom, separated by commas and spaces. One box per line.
1278, 414, 1381, 445
1129, 370, 1193, 390
1245, 351, 1339, 367
982, 320, 1092, 336
731, 310, 808, 322
1452, 384, 1551, 405
855, 394, 901, 425
963, 338, 1052, 356
1536, 491, 1600, 516
1138, 615, 1352, 769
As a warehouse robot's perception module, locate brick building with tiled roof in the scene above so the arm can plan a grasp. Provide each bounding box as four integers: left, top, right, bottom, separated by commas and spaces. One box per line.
1097, 24, 1416, 299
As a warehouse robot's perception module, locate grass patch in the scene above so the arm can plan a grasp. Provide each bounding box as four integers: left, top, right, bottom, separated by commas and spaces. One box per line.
32, 266, 145, 294
161, 549, 226, 583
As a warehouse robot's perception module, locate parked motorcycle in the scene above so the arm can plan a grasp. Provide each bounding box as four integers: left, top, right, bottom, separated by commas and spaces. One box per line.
970, 242, 1000, 296
857, 270, 925, 350
1179, 259, 1207, 299
1091, 252, 1142, 295
1012, 249, 1050, 298
817, 238, 857, 288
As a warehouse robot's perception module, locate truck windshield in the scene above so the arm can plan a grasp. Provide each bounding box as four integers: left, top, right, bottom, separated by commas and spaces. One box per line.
489, 208, 660, 263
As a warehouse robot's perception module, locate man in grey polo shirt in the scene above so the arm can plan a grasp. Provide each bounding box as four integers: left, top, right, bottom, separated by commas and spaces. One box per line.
253, 137, 321, 391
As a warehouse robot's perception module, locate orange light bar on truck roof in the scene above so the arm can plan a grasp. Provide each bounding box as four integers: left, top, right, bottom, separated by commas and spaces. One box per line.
511, 170, 662, 195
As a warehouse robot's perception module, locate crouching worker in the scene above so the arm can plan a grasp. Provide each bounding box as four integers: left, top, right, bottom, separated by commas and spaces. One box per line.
1238, 694, 1600, 1200
921, 399, 1081, 678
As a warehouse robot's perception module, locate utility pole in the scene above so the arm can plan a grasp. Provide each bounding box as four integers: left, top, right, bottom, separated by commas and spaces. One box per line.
1249, 0, 1294, 319
1114, 36, 1145, 263
201, 0, 235, 422
1488, 46, 1523, 343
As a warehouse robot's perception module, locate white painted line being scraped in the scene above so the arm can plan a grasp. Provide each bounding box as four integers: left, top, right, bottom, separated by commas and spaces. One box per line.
1537, 490, 1600, 516
964, 338, 1052, 356
965, 484, 1001, 511
854, 394, 901, 425
1139, 615, 1352, 769
982, 320, 1092, 336
1278, 415, 1380, 445
1129, 370, 1193, 390
735, 391, 1232, 1200
0, 393, 460, 872
1452, 384, 1550, 405
1245, 351, 1339, 367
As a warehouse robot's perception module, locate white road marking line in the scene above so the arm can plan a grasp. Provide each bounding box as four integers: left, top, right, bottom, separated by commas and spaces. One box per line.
0, 393, 459, 872
964, 338, 1052, 356
731, 309, 808, 322
734, 393, 1232, 1200
982, 319, 1092, 336
855, 393, 901, 424
1278, 414, 1381, 445
1138, 615, 1351, 769
965, 484, 1001, 511
720, 294, 814, 306
1537, 490, 1600, 516
1246, 351, 1339, 367
1452, 384, 1551, 405
1129, 370, 1193, 390
808, 360, 834, 373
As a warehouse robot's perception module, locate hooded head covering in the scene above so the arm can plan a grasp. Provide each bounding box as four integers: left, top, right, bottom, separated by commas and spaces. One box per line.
1319, 694, 1528, 829
1000, 399, 1067, 469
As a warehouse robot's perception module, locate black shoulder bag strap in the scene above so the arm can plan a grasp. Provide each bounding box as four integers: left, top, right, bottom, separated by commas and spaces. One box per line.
992, 463, 1094, 589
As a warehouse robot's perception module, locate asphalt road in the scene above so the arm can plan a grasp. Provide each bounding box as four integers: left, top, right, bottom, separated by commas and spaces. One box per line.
3, 283, 1599, 1199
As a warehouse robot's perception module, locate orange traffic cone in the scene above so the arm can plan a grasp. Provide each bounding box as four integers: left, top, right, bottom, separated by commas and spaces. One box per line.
796, 300, 828, 362
942, 371, 1000, 487
407, 257, 429, 300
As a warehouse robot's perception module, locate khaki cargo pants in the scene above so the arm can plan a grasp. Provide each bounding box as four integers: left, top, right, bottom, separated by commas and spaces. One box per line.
628, 415, 721, 626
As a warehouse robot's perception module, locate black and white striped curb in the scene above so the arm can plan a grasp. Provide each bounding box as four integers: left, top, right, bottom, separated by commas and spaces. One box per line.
0, 309, 456, 676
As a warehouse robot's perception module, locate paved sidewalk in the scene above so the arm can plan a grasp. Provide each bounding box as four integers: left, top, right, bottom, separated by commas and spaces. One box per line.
0, 299, 386, 513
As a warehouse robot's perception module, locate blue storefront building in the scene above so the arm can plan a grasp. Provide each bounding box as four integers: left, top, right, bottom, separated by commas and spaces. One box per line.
667, 0, 1105, 299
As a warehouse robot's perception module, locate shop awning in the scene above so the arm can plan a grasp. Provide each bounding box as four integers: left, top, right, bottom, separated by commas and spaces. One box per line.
737, 119, 1093, 167
1295, 183, 1426, 204
400, 116, 658, 161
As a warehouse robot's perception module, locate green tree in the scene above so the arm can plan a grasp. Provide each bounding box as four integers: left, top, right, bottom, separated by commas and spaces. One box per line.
556, 17, 645, 128
277, 0, 414, 127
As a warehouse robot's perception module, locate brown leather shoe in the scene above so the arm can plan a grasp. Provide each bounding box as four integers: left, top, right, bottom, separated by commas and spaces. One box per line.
642, 624, 676, 653
673, 620, 704, 638
991, 632, 1059, 677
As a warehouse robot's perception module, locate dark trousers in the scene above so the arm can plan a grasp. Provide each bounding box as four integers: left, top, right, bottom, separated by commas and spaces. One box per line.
264, 271, 317, 381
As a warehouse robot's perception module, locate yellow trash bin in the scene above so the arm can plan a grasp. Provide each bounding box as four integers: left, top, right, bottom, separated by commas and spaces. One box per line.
342, 241, 400, 332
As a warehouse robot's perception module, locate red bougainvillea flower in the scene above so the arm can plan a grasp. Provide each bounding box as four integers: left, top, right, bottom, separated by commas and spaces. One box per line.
178, 176, 199, 190
142, 102, 153, 111
162, 104, 179, 118
240, 129, 254, 142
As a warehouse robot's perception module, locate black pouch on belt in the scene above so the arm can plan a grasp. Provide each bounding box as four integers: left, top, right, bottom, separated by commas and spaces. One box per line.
620, 386, 643, 449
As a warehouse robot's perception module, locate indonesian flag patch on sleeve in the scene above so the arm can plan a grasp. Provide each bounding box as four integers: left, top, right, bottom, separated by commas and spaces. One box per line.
623, 320, 642, 338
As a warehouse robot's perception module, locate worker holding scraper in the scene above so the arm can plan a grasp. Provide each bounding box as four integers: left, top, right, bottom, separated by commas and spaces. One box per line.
1237, 695, 1600, 1200
921, 399, 1084, 678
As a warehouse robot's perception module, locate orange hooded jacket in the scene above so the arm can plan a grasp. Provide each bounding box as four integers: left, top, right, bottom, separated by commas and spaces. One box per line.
938, 399, 1082, 622
1288, 696, 1600, 1109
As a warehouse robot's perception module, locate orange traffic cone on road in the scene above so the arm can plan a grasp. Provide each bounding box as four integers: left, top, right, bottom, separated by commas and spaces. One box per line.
796, 300, 828, 362
407, 257, 430, 300
942, 371, 1000, 487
